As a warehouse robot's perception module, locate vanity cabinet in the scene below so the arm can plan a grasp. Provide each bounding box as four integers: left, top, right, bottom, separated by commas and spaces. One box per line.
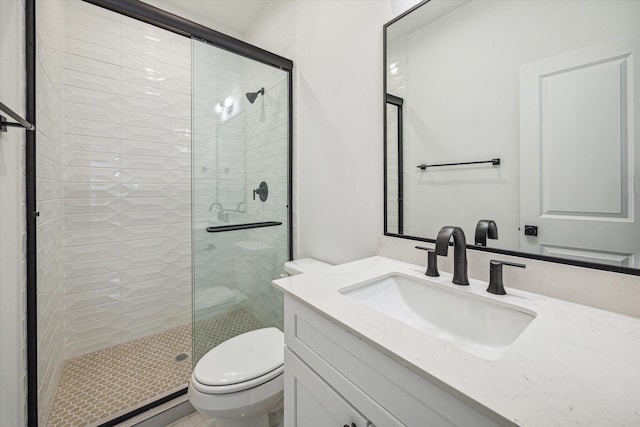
283, 296, 508, 427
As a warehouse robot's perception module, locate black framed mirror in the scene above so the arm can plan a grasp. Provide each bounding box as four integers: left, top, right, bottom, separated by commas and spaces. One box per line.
383, 0, 640, 275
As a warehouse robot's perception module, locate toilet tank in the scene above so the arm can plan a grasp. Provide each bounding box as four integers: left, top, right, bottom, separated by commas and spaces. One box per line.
283, 258, 332, 275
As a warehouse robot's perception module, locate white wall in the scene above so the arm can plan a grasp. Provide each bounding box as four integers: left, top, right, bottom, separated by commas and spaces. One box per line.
296, 1, 394, 265
0, 2, 27, 425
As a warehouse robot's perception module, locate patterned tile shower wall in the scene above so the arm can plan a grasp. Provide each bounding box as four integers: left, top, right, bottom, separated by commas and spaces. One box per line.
36, 0, 67, 423
241, 63, 289, 329
192, 42, 246, 314
62, 1, 192, 358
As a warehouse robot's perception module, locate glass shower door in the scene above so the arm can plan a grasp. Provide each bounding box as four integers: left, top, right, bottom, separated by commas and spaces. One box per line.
191, 39, 290, 363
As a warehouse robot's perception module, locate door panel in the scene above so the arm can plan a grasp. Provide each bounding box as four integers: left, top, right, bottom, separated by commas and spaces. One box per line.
519, 39, 639, 266
540, 56, 626, 216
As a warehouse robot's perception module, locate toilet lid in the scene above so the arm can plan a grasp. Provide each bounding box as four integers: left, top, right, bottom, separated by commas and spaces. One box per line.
284, 258, 332, 275
194, 327, 284, 387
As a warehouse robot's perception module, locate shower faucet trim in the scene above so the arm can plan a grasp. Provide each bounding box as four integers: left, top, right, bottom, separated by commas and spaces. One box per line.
208, 202, 229, 222
253, 181, 268, 202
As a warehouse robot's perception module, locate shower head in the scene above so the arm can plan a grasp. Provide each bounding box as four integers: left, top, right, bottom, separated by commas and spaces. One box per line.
246, 87, 265, 104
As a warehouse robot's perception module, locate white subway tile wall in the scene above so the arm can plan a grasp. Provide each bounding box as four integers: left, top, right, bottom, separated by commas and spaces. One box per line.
61, 0, 192, 358
35, 1, 67, 424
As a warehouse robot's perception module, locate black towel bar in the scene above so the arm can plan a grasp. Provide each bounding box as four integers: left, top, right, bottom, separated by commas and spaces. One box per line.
206, 221, 282, 233
417, 158, 500, 170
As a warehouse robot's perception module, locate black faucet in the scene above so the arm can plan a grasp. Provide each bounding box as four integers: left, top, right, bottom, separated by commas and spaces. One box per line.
487, 260, 526, 295
435, 226, 469, 285
475, 219, 498, 246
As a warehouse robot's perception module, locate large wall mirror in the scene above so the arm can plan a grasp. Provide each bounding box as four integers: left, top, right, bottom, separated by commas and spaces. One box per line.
384, 0, 640, 274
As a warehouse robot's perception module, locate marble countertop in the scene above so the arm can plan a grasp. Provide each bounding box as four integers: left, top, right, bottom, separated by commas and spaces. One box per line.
273, 256, 640, 427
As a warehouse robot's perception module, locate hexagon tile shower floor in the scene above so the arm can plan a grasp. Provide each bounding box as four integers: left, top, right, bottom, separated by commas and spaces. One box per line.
46, 309, 264, 426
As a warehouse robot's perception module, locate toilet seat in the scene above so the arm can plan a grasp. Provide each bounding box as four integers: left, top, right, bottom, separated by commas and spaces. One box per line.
191, 365, 284, 394
192, 327, 284, 395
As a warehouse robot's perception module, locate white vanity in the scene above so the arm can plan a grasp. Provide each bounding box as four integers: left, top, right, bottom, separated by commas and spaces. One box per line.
273, 256, 640, 426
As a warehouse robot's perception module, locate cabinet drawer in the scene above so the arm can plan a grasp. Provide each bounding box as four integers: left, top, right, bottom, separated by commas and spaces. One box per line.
285, 297, 507, 427
285, 348, 372, 427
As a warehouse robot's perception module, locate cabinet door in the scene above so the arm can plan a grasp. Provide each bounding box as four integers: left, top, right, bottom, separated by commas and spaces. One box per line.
285, 348, 371, 427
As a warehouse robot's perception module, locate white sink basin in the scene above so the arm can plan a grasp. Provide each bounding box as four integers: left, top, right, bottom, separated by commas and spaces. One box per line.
340, 273, 536, 360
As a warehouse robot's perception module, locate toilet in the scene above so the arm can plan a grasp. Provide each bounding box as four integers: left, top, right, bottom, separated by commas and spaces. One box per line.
188, 258, 332, 427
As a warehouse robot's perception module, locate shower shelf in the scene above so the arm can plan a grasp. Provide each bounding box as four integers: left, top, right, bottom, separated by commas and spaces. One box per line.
206, 221, 283, 233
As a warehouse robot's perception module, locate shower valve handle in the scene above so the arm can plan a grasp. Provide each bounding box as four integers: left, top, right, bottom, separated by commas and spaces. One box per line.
253, 181, 269, 202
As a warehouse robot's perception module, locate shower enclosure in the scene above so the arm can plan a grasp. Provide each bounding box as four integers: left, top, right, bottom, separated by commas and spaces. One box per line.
32, 1, 292, 425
